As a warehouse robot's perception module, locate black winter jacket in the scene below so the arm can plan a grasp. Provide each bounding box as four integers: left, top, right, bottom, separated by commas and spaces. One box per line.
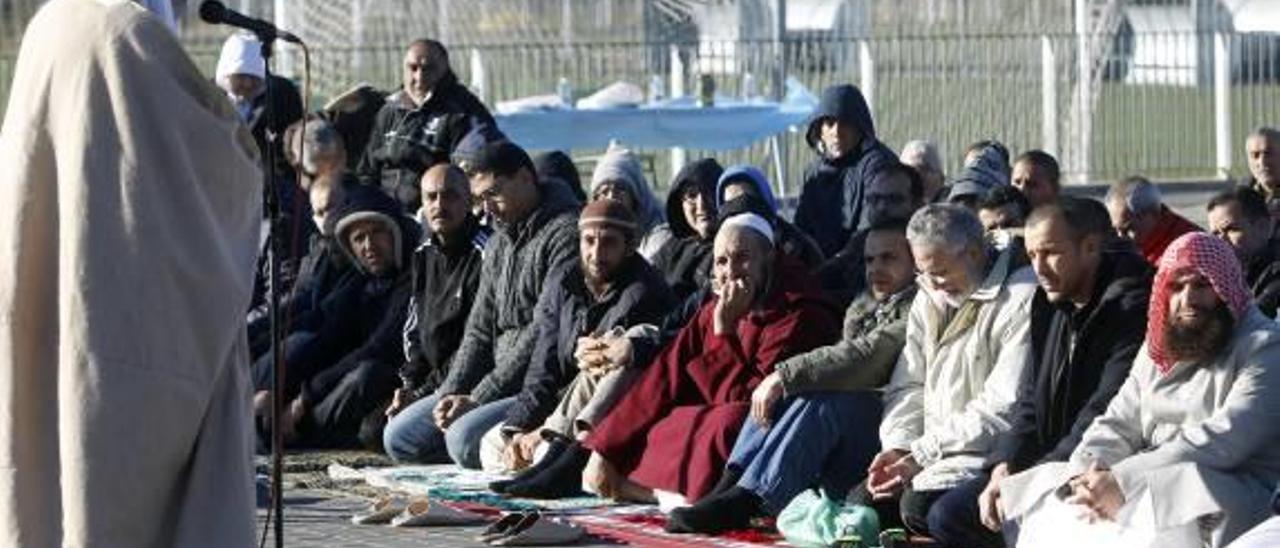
504, 256, 675, 431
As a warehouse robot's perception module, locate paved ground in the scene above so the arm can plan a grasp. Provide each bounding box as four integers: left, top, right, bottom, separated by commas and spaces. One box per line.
255, 490, 618, 548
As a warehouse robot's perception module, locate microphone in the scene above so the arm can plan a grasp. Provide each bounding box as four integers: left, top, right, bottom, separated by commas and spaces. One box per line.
199, 0, 301, 44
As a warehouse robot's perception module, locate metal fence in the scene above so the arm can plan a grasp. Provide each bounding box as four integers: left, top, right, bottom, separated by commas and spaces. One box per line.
5, 29, 1280, 193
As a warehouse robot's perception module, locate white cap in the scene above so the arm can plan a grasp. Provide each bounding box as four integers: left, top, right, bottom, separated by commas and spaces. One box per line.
215, 32, 266, 89
719, 213, 775, 245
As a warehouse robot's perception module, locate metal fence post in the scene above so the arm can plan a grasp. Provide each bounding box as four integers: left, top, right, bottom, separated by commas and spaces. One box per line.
859, 40, 875, 117
1214, 32, 1231, 179
669, 44, 687, 180
1041, 35, 1059, 158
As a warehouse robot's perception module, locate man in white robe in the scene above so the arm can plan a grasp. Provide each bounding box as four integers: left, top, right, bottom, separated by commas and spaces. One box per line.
0, 0, 262, 546
1001, 233, 1280, 548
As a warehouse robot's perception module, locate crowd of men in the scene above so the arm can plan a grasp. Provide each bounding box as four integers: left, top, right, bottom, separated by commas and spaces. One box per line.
223, 30, 1280, 547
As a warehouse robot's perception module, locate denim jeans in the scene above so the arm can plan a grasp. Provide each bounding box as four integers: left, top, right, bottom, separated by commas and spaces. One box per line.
443, 397, 517, 469
382, 393, 448, 463
727, 391, 883, 514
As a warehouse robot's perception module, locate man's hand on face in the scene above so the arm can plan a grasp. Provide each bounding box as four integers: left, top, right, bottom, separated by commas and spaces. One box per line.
714, 278, 752, 335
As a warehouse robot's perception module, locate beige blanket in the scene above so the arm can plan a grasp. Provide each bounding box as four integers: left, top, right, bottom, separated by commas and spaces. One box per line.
0, 0, 262, 546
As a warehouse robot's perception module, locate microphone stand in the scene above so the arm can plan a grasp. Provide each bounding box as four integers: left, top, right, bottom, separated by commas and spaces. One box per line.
257, 32, 287, 548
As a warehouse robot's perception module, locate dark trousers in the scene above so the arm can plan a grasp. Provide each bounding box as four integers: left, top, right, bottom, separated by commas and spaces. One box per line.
302, 359, 400, 449
848, 481, 947, 537
927, 473, 1006, 548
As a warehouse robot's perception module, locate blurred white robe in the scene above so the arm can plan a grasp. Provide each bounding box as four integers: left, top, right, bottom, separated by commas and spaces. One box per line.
0, 0, 262, 545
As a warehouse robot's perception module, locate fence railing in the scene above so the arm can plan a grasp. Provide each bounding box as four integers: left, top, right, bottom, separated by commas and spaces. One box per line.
6, 30, 1280, 193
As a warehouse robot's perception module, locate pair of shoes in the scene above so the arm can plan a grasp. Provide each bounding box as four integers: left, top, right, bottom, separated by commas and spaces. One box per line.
501, 442, 590, 499
664, 486, 761, 534
350, 496, 485, 527
475, 511, 586, 546
490, 438, 571, 494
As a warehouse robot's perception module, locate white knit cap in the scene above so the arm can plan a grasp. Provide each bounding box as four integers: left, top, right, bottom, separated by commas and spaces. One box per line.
215, 32, 266, 88
719, 213, 775, 245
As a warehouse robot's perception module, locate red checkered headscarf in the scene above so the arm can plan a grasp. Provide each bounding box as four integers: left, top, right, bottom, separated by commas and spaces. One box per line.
1147, 232, 1253, 375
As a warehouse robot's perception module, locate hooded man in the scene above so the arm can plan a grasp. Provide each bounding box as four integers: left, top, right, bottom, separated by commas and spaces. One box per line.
717, 165, 825, 270
357, 39, 495, 212
214, 31, 304, 180
252, 184, 421, 449
581, 213, 840, 505
481, 200, 676, 497
589, 143, 670, 261
534, 150, 587, 204
0, 0, 260, 545
948, 143, 1012, 210
383, 140, 580, 466
1004, 233, 1280, 548
795, 84, 898, 257
650, 158, 724, 301
930, 197, 1152, 548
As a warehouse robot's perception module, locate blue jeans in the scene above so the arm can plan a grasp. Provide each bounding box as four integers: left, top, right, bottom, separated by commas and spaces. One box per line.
381, 394, 517, 469
443, 397, 517, 469
727, 391, 882, 514
928, 473, 1009, 548
383, 394, 448, 464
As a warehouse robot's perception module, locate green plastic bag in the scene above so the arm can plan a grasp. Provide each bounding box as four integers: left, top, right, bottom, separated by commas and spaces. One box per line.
776, 488, 880, 547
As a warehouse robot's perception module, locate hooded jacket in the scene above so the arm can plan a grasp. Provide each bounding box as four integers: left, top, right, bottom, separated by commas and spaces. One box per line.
651, 158, 723, 301
436, 177, 582, 405
795, 84, 897, 257
590, 144, 670, 260
946, 144, 1011, 204
504, 255, 676, 431
992, 249, 1153, 472
356, 70, 494, 211
293, 185, 423, 403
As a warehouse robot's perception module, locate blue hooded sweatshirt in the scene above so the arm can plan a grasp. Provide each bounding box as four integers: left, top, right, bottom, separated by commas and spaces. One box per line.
795, 84, 897, 257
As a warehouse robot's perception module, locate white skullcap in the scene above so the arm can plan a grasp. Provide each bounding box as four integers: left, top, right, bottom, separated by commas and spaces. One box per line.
719, 213, 775, 245
215, 32, 266, 88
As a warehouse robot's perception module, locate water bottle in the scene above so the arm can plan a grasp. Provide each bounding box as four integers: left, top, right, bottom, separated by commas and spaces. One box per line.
557, 77, 573, 108
648, 74, 664, 105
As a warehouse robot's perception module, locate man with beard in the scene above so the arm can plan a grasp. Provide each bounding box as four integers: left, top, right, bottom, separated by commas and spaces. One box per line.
1002, 233, 1280, 548
928, 197, 1152, 548
357, 39, 494, 211
1206, 186, 1280, 318
478, 200, 675, 495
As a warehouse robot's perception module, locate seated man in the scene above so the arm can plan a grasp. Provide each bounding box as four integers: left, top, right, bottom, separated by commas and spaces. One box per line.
976, 185, 1032, 268
1004, 233, 1280, 548
667, 219, 919, 534
1245, 127, 1280, 221
1010, 150, 1061, 210
651, 158, 724, 302
929, 197, 1152, 548
382, 141, 580, 466
947, 143, 1010, 210
1105, 175, 1200, 266
581, 214, 841, 505
589, 143, 670, 260
247, 118, 356, 362
478, 200, 676, 495
252, 184, 421, 449
376, 164, 490, 447
899, 139, 946, 204
818, 161, 925, 308
1206, 186, 1280, 317
850, 204, 1036, 538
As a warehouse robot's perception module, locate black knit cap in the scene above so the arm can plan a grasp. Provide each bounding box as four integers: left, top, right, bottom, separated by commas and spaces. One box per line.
469, 140, 534, 178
